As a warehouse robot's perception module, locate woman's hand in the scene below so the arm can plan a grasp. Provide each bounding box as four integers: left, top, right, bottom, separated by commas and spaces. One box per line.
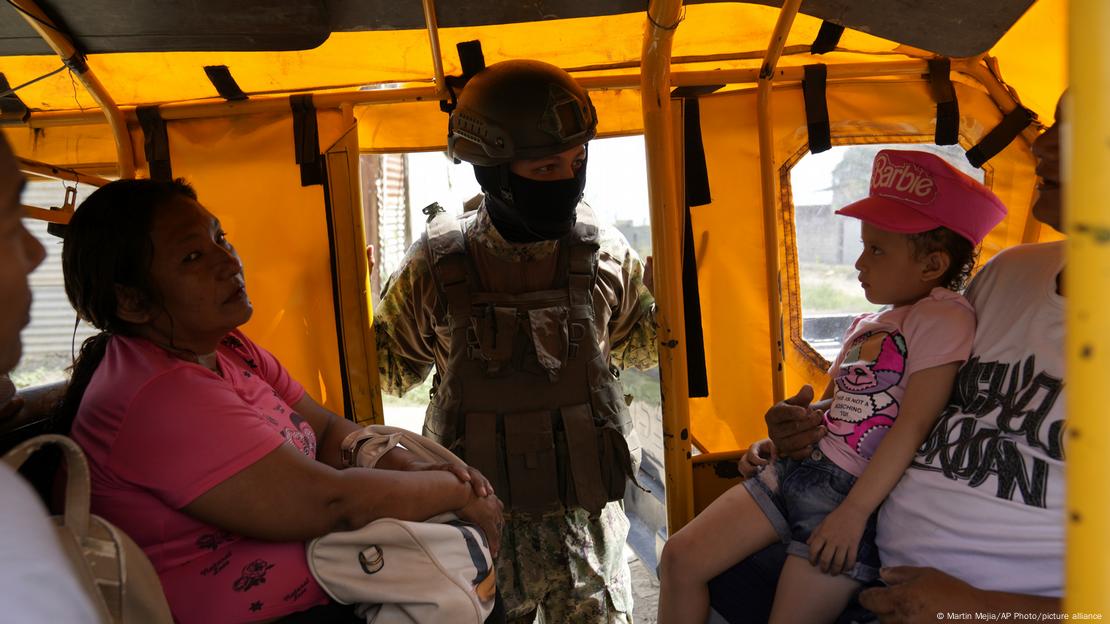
456, 493, 505, 557
409, 462, 494, 498
738, 437, 776, 478
807, 502, 868, 575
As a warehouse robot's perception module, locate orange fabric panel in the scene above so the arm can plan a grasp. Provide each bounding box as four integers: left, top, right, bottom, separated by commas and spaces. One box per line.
685, 89, 774, 453
988, 0, 1067, 125
161, 111, 349, 414
3, 123, 126, 173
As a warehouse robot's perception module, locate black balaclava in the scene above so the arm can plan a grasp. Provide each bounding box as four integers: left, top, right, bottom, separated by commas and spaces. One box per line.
474, 154, 588, 243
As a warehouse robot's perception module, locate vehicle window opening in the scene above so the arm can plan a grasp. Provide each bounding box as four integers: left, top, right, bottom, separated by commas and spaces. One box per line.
786, 143, 985, 366
12, 181, 100, 389
361, 134, 660, 439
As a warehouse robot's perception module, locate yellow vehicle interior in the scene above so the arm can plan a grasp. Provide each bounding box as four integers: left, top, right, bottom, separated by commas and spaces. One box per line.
3, 0, 1103, 613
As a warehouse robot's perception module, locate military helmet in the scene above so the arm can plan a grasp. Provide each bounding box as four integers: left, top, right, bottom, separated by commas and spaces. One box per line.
448, 59, 597, 166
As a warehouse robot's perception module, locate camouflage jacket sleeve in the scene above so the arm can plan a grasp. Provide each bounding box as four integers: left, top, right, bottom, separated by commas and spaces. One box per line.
597, 225, 658, 370
373, 239, 440, 396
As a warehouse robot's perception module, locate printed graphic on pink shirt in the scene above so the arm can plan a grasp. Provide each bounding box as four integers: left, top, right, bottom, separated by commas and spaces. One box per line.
221, 333, 317, 458
827, 330, 907, 459
281, 413, 317, 457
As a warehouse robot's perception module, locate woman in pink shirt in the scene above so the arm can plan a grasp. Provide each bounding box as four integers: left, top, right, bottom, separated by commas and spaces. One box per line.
57, 179, 503, 623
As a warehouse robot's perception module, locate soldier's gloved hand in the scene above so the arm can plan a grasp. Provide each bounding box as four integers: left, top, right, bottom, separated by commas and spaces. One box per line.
409, 461, 494, 498
457, 493, 505, 557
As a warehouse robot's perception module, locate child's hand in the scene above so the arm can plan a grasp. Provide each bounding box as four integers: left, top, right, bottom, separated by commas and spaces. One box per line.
807, 503, 868, 576
738, 438, 776, 478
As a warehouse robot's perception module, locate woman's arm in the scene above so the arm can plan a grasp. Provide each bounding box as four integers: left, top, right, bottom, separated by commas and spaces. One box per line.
807, 362, 959, 573
293, 392, 436, 472
293, 393, 492, 496
181, 441, 503, 551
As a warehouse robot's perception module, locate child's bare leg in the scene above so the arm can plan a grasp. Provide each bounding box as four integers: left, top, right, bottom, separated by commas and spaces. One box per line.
657, 485, 779, 624
767, 555, 862, 624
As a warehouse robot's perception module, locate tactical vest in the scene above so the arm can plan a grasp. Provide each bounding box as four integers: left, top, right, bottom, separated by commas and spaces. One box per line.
421, 204, 641, 516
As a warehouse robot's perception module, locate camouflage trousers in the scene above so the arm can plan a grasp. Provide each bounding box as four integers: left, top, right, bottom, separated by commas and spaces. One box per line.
498, 502, 633, 624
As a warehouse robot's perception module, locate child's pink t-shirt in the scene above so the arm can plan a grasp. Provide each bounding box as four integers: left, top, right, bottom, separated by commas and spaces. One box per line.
818, 287, 976, 477
70, 330, 331, 623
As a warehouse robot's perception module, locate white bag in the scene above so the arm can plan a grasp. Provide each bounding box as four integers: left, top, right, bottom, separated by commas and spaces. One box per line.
307, 426, 496, 624
3, 434, 174, 624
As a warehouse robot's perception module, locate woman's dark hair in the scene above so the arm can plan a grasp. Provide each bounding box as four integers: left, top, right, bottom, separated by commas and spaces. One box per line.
907, 226, 978, 292
56, 178, 197, 433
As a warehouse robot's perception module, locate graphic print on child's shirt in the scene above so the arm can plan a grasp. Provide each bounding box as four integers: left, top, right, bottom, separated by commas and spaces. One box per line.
827, 330, 908, 459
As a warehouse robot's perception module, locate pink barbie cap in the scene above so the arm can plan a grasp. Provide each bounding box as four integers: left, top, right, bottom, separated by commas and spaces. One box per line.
835, 149, 1007, 245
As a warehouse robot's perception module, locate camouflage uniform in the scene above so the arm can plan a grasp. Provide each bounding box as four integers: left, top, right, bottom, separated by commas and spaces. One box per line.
374, 204, 656, 623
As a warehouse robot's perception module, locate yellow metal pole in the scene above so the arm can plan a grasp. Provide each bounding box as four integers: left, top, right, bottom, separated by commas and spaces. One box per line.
1066, 0, 1110, 616
421, 0, 449, 100
10, 0, 136, 179
21, 204, 70, 224
25, 58, 1016, 129
641, 0, 695, 532
756, 0, 803, 404
18, 157, 111, 187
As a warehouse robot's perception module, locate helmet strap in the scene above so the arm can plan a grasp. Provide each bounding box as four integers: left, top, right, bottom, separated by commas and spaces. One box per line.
473, 163, 515, 207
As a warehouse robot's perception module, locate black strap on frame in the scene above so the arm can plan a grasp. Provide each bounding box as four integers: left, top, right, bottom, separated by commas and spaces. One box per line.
681, 98, 710, 398
965, 106, 1036, 168
203, 65, 249, 102
136, 106, 173, 181
290, 94, 323, 186
441, 40, 486, 114
802, 64, 831, 154
928, 59, 960, 146
670, 85, 724, 99
810, 21, 845, 55
0, 74, 29, 123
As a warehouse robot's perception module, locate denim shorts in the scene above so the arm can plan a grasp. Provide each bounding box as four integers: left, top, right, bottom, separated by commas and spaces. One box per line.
742, 449, 880, 583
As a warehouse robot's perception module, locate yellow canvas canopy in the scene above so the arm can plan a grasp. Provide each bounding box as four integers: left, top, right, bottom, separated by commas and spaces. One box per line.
4, 0, 1105, 614
3, 2, 1064, 162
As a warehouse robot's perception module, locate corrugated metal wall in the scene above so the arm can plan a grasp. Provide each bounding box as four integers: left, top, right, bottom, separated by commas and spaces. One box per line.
377, 154, 409, 280
360, 153, 408, 301
21, 183, 98, 357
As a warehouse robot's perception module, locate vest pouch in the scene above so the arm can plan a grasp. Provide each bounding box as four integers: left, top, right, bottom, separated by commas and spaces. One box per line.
422, 401, 457, 448
527, 306, 569, 382
584, 354, 639, 502
597, 425, 635, 503
503, 411, 561, 513
473, 306, 518, 376
558, 404, 609, 516
463, 412, 509, 508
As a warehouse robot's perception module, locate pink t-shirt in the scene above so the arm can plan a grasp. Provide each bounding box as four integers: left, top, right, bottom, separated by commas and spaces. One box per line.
818, 288, 975, 477
70, 330, 330, 623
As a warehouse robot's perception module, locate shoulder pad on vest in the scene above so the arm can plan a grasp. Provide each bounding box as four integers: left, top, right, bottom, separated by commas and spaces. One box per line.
569, 202, 599, 247
424, 208, 466, 264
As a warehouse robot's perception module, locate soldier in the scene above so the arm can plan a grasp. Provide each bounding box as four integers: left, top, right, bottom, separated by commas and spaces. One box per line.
374, 59, 657, 623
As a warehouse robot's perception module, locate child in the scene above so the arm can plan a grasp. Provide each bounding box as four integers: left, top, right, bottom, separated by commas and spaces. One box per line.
657, 149, 1007, 624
